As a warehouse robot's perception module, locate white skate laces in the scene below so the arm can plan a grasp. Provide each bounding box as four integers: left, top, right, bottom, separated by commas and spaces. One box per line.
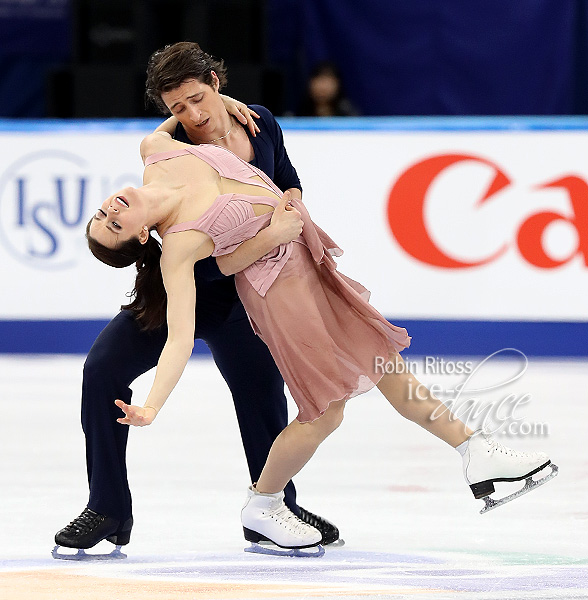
479, 431, 537, 458
265, 501, 316, 537
241, 486, 322, 549
462, 429, 558, 514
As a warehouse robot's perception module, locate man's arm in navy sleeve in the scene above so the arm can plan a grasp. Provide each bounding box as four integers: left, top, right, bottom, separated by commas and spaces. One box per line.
250, 105, 302, 194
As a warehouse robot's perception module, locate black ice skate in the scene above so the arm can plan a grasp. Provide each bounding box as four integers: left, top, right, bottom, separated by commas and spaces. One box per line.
53, 508, 133, 560
298, 506, 344, 547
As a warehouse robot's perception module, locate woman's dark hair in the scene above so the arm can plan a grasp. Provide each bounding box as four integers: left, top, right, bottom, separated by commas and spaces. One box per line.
86, 219, 167, 330
145, 41, 228, 113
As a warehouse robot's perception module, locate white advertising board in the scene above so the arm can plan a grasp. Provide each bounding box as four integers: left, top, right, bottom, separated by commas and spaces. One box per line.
0, 120, 586, 323
284, 128, 588, 321
0, 129, 144, 318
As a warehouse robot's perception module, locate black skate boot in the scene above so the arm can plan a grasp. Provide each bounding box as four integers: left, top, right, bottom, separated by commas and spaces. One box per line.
298, 507, 343, 546
53, 508, 133, 560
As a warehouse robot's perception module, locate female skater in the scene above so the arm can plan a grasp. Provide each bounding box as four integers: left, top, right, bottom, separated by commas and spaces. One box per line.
87, 131, 555, 551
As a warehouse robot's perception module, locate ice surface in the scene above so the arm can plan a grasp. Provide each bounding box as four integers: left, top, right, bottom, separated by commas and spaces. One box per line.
0, 355, 586, 599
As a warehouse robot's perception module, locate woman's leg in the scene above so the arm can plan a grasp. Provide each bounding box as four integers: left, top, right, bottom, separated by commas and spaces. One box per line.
376, 353, 556, 507
243, 400, 346, 548
255, 399, 346, 494
254, 351, 471, 496
376, 353, 473, 447
202, 300, 341, 544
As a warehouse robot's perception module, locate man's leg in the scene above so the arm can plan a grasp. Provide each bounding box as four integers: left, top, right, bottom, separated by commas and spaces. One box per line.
83, 311, 167, 519
202, 303, 298, 511
55, 311, 167, 549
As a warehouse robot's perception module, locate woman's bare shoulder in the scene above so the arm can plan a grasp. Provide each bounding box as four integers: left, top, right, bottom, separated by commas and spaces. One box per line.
140, 132, 193, 163
161, 229, 215, 269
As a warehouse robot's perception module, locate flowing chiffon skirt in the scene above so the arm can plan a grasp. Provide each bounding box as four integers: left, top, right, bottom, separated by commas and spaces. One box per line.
236, 236, 411, 423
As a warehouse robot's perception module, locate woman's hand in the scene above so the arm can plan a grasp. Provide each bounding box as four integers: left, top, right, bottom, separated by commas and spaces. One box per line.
269, 191, 304, 245
115, 399, 157, 427
220, 94, 260, 136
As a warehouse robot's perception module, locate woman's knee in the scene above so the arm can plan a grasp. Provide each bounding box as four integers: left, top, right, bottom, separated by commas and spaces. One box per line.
316, 399, 346, 436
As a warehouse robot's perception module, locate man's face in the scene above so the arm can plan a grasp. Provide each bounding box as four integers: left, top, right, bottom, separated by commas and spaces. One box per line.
161, 75, 226, 142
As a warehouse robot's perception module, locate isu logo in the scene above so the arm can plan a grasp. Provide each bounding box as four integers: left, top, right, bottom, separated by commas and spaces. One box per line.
0, 150, 141, 269
386, 153, 588, 269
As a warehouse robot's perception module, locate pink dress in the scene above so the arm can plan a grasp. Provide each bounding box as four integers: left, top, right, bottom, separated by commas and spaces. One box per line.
145, 145, 411, 422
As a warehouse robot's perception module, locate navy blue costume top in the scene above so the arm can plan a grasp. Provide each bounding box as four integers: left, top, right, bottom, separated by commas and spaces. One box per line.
172, 105, 301, 331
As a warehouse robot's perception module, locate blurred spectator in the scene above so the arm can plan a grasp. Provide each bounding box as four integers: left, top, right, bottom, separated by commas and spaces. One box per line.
297, 61, 359, 117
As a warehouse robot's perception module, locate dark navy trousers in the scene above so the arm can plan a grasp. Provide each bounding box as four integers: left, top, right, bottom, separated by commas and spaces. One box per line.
81, 270, 297, 522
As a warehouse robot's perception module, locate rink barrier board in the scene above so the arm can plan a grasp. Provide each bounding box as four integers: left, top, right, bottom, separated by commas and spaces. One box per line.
0, 319, 586, 357
1, 117, 586, 355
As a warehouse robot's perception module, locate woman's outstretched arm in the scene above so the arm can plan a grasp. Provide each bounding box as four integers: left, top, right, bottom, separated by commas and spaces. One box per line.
115, 231, 214, 426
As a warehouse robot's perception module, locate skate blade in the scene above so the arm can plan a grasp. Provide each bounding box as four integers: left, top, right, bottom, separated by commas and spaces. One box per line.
257, 537, 345, 548
245, 542, 325, 558
51, 545, 127, 561
480, 463, 559, 514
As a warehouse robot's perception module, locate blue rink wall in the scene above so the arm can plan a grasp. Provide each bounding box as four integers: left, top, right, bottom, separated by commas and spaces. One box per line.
1, 318, 587, 358
0, 117, 586, 357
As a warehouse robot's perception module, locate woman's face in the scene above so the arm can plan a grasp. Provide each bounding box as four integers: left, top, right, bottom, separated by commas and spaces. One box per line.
89, 188, 149, 249
161, 74, 227, 142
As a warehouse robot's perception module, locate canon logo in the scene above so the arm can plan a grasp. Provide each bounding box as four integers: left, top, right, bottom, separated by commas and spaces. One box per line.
386, 153, 587, 269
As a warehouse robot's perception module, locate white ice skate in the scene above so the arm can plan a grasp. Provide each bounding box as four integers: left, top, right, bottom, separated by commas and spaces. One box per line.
463, 430, 558, 514
241, 486, 324, 557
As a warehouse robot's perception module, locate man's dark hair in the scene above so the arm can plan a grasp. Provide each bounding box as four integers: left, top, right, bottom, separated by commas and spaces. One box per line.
145, 41, 228, 113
